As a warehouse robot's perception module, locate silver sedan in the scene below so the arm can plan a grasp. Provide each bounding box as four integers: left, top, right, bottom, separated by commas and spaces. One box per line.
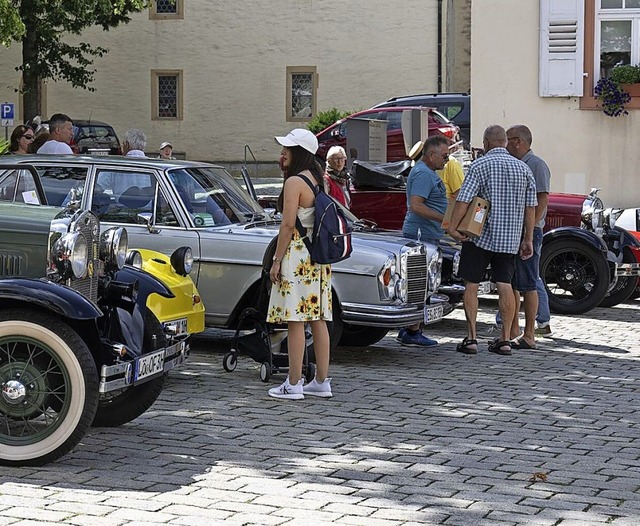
5, 155, 446, 347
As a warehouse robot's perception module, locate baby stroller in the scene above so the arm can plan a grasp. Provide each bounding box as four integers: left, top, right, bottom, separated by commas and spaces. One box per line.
222, 236, 316, 383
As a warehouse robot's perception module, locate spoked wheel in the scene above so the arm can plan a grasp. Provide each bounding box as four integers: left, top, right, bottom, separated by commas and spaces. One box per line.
540, 239, 610, 315
260, 362, 271, 383
599, 248, 639, 307
0, 310, 99, 467
223, 352, 237, 373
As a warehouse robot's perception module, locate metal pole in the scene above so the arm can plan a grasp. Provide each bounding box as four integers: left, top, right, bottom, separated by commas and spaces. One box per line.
2, 101, 8, 141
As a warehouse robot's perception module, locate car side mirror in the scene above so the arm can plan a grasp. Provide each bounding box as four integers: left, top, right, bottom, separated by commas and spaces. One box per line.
137, 212, 160, 234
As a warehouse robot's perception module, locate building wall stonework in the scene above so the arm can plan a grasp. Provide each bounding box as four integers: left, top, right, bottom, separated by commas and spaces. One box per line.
0, 1, 446, 163
444, 0, 471, 93
471, 0, 640, 208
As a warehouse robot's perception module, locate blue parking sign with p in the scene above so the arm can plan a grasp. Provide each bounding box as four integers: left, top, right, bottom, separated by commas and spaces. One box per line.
1, 103, 14, 120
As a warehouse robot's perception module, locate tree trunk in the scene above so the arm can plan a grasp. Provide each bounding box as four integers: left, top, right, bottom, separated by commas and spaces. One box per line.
20, 1, 41, 123
21, 30, 41, 122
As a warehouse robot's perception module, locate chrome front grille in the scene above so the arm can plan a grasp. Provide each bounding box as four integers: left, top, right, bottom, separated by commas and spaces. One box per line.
403, 248, 428, 306
68, 211, 101, 304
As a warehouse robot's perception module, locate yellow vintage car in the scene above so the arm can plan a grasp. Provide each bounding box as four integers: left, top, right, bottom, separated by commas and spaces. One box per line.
126, 246, 206, 338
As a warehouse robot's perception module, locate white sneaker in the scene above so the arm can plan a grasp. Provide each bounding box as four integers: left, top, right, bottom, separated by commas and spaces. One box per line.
303, 377, 333, 398
268, 377, 304, 400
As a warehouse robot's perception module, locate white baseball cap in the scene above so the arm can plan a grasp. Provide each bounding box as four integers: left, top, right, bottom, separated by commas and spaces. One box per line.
159, 141, 172, 150
274, 128, 319, 154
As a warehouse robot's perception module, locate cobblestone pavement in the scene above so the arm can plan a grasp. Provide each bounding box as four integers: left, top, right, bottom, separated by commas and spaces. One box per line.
2, 297, 640, 526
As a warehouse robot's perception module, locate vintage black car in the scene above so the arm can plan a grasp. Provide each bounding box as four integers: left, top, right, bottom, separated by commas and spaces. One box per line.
0, 166, 191, 466
347, 161, 640, 314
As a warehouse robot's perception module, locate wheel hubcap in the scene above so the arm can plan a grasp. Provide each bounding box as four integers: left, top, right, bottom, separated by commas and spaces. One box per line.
2, 379, 26, 404
0, 362, 49, 418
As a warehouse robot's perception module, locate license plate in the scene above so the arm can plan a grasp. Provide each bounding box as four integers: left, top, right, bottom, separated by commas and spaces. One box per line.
134, 350, 165, 382
424, 304, 444, 324
163, 317, 188, 336
478, 281, 493, 295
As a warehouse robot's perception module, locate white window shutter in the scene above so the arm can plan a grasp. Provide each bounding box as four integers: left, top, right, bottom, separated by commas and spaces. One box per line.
539, 0, 585, 97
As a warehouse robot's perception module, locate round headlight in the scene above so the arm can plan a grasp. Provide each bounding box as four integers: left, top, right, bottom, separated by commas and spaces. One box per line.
52, 232, 88, 279
591, 208, 604, 231
452, 250, 461, 278
428, 249, 443, 293
125, 250, 144, 269
603, 208, 619, 230
394, 278, 407, 303
100, 227, 128, 270
171, 246, 194, 276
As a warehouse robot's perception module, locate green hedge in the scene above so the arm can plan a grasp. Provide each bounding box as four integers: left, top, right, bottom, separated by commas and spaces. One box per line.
307, 108, 356, 134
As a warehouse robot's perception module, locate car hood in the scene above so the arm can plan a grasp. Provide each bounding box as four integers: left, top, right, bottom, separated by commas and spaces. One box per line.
0, 202, 61, 236
217, 222, 435, 273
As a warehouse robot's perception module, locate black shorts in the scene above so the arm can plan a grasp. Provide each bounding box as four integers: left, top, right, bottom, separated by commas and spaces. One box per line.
458, 241, 516, 284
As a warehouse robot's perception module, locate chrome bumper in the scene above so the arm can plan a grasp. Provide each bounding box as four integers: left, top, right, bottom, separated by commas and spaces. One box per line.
617, 262, 640, 277
340, 295, 450, 328
438, 283, 465, 296
439, 280, 494, 297
99, 340, 189, 393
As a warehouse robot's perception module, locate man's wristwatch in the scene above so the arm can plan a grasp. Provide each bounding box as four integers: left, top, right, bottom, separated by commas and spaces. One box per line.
272, 255, 280, 263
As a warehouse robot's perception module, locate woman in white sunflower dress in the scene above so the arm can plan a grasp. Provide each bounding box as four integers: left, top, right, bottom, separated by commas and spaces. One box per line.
267, 129, 333, 400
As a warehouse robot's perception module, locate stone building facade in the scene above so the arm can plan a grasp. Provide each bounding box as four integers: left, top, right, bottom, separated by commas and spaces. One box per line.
0, 0, 471, 163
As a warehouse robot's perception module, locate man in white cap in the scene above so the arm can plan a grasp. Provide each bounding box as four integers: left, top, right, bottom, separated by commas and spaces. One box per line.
159, 141, 174, 159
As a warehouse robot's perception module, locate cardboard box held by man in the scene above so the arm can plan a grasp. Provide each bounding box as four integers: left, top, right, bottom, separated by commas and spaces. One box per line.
441, 197, 490, 237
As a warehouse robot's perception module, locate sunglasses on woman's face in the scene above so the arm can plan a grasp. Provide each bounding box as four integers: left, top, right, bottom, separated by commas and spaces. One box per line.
22, 134, 35, 140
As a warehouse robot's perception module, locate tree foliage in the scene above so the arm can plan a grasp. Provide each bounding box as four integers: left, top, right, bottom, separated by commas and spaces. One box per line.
2, 0, 151, 121
307, 108, 356, 134
0, 0, 25, 44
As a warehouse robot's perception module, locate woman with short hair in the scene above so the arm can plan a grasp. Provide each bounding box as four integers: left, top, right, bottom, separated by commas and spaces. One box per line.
323, 145, 351, 209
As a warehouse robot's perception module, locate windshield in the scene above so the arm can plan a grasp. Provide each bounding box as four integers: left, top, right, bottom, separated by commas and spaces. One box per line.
167, 166, 266, 226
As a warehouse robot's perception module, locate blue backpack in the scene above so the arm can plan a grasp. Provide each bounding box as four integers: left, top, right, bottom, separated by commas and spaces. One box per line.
294, 174, 353, 265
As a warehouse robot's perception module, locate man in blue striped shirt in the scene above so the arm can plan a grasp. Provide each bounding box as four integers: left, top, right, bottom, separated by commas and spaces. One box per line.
447, 125, 537, 356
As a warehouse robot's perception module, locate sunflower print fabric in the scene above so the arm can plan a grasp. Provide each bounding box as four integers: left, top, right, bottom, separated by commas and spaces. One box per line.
267, 229, 332, 323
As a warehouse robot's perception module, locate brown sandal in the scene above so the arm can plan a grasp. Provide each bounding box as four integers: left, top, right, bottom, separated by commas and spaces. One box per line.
511, 338, 536, 350
456, 337, 478, 355
488, 340, 512, 356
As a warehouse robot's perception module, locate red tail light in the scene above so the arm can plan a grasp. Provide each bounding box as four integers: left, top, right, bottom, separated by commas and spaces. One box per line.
69, 138, 79, 154
437, 127, 458, 139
